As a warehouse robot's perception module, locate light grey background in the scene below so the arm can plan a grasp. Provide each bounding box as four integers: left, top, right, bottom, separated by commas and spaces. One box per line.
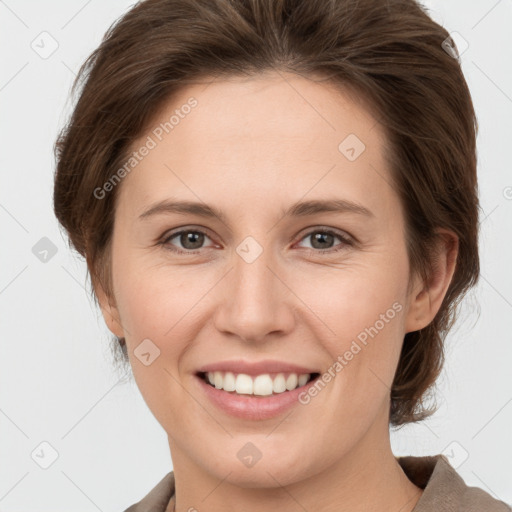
1, 0, 511, 510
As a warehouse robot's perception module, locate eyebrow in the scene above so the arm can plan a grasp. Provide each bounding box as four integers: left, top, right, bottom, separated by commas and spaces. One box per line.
138, 198, 374, 223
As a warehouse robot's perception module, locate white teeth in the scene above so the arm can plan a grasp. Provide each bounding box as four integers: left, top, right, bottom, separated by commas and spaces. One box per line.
223, 372, 236, 391
272, 373, 286, 393
235, 374, 253, 394
298, 374, 309, 387
253, 375, 273, 396
285, 373, 298, 391
205, 371, 313, 395
214, 371, 223, 389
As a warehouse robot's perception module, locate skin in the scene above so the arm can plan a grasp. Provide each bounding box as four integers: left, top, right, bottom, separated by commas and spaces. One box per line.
96, 71, 458, 512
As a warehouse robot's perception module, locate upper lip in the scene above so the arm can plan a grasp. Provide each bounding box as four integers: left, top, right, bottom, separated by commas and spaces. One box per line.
196, 359, 320, 376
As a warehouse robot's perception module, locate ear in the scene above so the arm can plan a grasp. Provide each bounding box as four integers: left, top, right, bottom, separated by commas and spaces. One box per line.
94, 278, 125, 339
404, 229, 459, 333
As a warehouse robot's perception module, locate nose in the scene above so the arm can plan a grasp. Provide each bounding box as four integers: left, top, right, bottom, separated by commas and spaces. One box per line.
213, 244, 295, 344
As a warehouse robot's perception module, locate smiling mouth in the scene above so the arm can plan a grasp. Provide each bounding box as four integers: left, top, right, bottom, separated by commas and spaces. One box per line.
196, 371, 321, 397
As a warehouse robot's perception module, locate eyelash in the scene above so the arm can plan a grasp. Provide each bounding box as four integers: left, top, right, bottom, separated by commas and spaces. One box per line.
158, 226, 354, 255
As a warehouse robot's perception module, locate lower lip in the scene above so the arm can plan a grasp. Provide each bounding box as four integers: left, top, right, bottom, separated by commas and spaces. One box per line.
195, 374, 320, 420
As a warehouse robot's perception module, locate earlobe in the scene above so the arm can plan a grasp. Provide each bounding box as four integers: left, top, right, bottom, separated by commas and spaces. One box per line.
404, 229, 459, 333
94, 280, 125, 339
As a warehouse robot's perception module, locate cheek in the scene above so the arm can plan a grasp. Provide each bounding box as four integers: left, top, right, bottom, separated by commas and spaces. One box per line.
111, 262, 206, 424
292, 254, 409, 397
294, 253, 407, 339
111, 242, 205, 335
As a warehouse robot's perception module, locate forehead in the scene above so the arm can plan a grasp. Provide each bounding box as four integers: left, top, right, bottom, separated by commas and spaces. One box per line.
157, 72, 381, 151
117, 72, 395, 221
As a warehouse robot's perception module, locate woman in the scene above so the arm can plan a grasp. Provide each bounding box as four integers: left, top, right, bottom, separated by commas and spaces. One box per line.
53, 0, 510, 511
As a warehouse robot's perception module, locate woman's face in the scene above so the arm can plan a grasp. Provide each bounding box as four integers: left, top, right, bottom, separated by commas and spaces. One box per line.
101, 72, 425, 486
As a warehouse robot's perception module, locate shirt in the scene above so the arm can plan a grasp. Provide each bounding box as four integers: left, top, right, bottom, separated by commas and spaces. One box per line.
123, 453, 511, 511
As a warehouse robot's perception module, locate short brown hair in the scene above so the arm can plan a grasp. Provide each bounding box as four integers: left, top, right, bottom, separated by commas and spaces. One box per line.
53, 0, 480, 427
